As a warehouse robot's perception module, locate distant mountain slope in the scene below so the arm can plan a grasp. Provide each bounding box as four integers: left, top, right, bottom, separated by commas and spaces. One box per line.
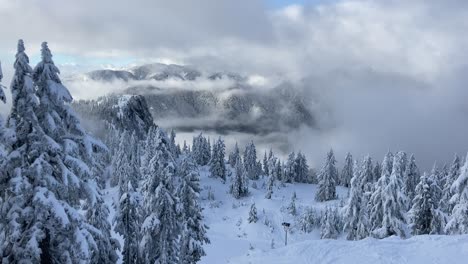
72, 94, 154, 138
70, 63, 317, 136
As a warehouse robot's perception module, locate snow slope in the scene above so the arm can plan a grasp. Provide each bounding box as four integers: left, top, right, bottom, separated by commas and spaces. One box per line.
195, 166, 468, 264
232, 235, 468, 264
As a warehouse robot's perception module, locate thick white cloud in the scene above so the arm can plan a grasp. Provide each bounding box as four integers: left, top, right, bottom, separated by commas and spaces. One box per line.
1, 0, 468, 169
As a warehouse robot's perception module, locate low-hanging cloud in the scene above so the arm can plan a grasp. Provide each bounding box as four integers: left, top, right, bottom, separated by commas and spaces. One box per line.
1, 0, 468, 171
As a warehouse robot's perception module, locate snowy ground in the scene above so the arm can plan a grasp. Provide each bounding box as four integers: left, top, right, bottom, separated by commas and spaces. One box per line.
104, 165, 468, 264
195, 166, 468, 264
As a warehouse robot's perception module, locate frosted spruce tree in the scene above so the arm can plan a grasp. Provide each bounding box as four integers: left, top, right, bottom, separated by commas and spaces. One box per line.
263, 151, 269, 177
373, 162, 382, 182
0, 60, 7, 155
112, 131, 140, 190
265, 172, 275, 199
409, 173, 445, 235
320, 207, 341, 239
372, 151, 408, 238
440, 154, 461, 215
294, 152, 309, 183
1, 40, 115, 263
284, 152, 296, 183
360, 156, 374, 192
404, 154, 420, 203
115, 180, 142, 264
340, 152, 353, 187
209, 137, 226, 182
445, 155, 468, 234
141, 127, 179, 263
230, 157, 249, 199
428, 164, 443, 211
369, 152, 393, 231
287, 192, 297, 216
315, 149, 338, 202
192, 133, 211, 166
178, 155, 210, 264
228, 142, 240, 167
248, 203, 258, 223
243, 141, 259, 180
344, 158, 370, 240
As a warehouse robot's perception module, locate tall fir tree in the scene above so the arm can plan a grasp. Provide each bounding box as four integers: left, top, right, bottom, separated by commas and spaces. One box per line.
370, 151, 393, 231
440, 154, 461, 215
178, 155, 210, 264
344, 158, 369, 240
265, 172, 275, 199
315, 149, 338, 202
372, 151, 408, 238
115, 180, 142, 264
445, 154, 468, 234
294, 152, 309, 183
192, 133, 211, 166
404, 154, 420, 203
263, 151, 269, 177
1, 40, 114, 263
228, 142, 240, 167
409, 173, 445, 235
284, 152, 296, 183
320, 207, 341, 239
141, 127, 179, 264
230, 157, 249, 199
373, 162, 382, 183
243, 141, 259, 180
340, 152, 353, 187
209, 137, 226, 182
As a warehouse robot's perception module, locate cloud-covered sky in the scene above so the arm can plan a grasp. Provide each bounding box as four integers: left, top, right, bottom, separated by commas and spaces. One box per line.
1, 0, 468, 170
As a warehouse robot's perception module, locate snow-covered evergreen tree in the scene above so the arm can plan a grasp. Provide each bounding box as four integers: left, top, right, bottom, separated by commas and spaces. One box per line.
340, 152, 353, 187
409, 173, 445, 235
1, 40, 114, 263
370, 151, 393, 231
228, 142, 240, 167
141, 127, 179, 264
360, 156, 374, 192
178, 155, 210, 264
372, 151, 408, 238
344, 157, 370, 240
440, 154, 461, 215
315, 149, 338, 202
115, 180, 142, 264
294, 152, 309, 183
373, 162, 382, 182
265, 172, 275, 199
320, 207, 341, 239
169, 129, 179, 158
284, 152, 296, 183
445, 155, 468, 234
192, 133, 211, 166
248, 203, 258, 223
428, 164, 443, 211
263, 151, 269, 177
230, 157, 249, 199
299, 208, 318, 233
243, 141, 259, 180
209, 137, 226, 182
404, 154, 420, 203
287, 192, 297, 216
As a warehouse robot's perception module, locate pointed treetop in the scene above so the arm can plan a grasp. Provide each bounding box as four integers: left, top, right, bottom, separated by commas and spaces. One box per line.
17, 39, 25, 52
41, 41, 53, 63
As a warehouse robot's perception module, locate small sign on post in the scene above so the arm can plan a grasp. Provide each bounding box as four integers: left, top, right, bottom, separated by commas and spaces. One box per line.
282, 222, 290, 246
